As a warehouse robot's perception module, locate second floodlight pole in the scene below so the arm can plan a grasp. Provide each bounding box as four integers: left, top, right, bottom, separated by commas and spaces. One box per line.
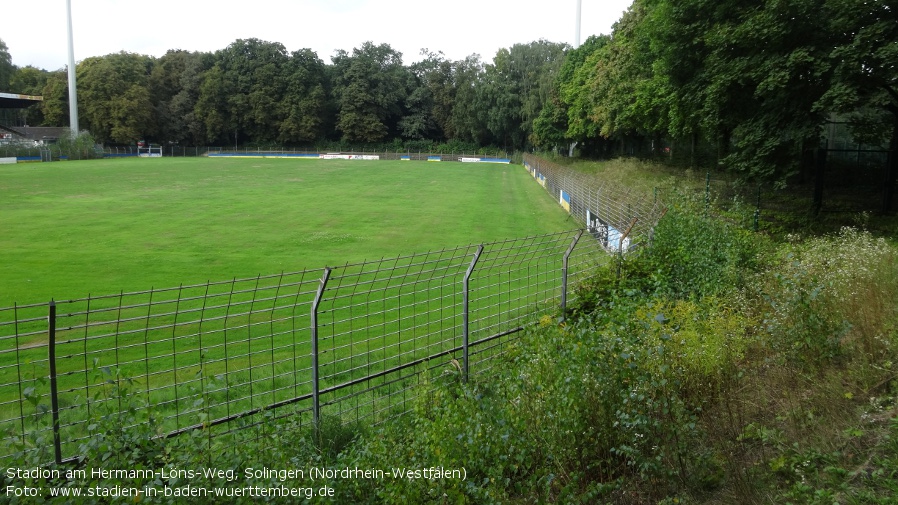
66, 0, 79, 136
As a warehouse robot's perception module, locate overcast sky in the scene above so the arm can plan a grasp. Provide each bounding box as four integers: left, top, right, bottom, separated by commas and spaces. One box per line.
1, 0, 632, 70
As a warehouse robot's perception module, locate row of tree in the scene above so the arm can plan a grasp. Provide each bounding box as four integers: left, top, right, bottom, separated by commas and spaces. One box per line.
1, 0, 895, 202
532, 0, 896, 195
0, 37, 567, 151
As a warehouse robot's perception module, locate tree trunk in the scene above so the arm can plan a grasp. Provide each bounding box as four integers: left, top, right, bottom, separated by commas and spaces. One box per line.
813, 148, 827, 216
718, 128, 731, 168
799, 140, 816, 185
691, 131, 698, 169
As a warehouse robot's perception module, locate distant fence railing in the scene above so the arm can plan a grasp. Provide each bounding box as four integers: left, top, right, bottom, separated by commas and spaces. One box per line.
523, 154, 665, 251
0, 230, 606, 465
98, 146, 513, 161
0, 145, 513, 162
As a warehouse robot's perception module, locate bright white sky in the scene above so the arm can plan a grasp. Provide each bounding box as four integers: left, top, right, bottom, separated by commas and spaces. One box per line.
1, 0, 632, 70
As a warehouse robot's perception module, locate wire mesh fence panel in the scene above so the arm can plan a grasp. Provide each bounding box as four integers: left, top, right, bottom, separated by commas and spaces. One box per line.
44, 271, 321, 462
315, 245, 479, 425
0, 229, 625, 464
523, 154, 665, 249
0, 302, 55, 462
566, 236, 611, 293
467, 232, 579, 374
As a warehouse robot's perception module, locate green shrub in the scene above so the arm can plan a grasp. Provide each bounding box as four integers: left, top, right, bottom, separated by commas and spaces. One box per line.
57, 130, 102, 160
641, 192, 765, 299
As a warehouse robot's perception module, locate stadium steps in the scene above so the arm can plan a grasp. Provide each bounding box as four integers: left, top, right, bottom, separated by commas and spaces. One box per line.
0, 124, 26, 138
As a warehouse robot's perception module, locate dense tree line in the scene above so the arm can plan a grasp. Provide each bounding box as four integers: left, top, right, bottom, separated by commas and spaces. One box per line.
0, 37, 568, 152
1, 0, 895, 202
530, 0, 896, 208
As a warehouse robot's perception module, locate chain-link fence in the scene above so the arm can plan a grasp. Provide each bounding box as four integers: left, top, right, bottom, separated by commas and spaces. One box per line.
0, 230, 606, 465
523, 154, 666, 250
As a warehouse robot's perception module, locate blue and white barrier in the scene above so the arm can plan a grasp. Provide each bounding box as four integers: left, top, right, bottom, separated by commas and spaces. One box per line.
458, 157, 511, 164
560, 190, 571, 213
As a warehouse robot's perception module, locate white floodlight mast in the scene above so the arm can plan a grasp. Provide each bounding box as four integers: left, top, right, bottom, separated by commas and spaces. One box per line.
66, 0, 79, 135
570, 0, 582, 157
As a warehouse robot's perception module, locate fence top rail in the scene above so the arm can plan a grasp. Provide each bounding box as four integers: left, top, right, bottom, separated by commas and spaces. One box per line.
44, 271, 319, 306
52, 282, 321, 321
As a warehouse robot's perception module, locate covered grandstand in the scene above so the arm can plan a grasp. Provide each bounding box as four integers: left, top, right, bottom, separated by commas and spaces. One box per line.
0, 92, 49, 144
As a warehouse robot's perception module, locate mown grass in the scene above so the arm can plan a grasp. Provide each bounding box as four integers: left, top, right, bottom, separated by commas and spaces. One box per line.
0, 157, 575, 307
1, 157, 590, 461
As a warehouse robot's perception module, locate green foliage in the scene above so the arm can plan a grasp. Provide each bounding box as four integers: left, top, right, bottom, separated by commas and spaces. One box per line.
761, 255, 850, 367
477, 40, 569, 150
555, 35, 610, 147
56, 130, 101, 160
530, 93, 566, 150
78, 364, 167, 468
150, 50, 215, 146
313, 414, 363, 461
338, 288, 749, 502
822, 0, 898, 164
77, 52, 156, 144
194, 39, 299, 145
0, 37, 14, 91
332, 42, 408, 143
2, 369, 333, 504
758, 228, 898, 371
735, 394, 898, 505
39, 71, 69, 127
640, 191, 764, 299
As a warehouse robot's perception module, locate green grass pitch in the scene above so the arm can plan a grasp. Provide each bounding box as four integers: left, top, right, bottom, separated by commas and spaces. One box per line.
0, 156, 576, 307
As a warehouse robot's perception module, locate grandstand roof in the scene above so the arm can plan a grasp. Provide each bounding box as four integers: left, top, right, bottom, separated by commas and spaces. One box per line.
0, 92, 43, 108
13, 126, 68, 141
